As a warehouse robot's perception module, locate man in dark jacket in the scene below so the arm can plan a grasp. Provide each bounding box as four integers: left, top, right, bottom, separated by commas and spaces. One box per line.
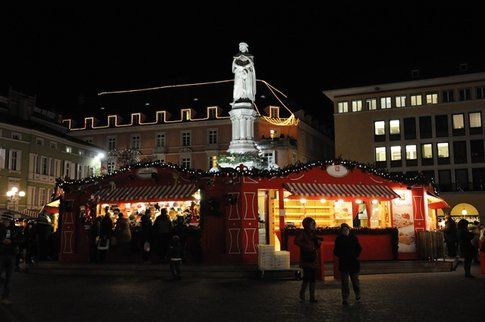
295, 217, 322, 303
334, 223, 362, 306
0, 212, 21, 304
457, 219, 475, 278
443, 215, 458, 258
153, 209, 172, 262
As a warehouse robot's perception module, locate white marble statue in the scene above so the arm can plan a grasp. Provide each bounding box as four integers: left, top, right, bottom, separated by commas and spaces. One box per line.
232, 42, 256, 103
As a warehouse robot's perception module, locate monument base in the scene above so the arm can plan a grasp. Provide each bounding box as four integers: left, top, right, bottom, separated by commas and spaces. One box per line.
227, 140, 259, 154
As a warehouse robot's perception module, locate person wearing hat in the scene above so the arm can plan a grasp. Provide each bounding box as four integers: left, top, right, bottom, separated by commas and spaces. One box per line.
0, 212, 21, 305
295, 217, 322, 303
333, 223, 362, 306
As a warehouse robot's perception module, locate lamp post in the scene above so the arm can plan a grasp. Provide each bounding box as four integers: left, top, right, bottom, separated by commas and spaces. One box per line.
6, 187, 25, 211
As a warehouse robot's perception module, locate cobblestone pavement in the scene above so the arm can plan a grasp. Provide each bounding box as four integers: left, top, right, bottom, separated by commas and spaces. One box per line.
0, 264, 483, 322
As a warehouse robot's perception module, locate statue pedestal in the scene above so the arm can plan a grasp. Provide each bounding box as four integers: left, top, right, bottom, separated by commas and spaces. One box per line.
227, 102, 259, 154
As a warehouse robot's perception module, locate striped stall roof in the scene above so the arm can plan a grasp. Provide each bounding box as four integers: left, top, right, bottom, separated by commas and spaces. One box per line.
284, 183, 401, 199
93, 184, 198, 202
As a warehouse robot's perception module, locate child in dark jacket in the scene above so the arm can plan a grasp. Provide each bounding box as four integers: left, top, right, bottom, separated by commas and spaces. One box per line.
169, 235, 183, 280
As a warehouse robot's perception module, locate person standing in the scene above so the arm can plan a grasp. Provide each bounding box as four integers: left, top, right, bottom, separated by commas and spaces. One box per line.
334, 223, 362, 306
153, 209, 172, 262
457, 219, 475, 278
0, 212, 21, 305
114, 212, 131, 261
295, 217, 322, 303
140, 209, 153, 262
169, 235, 184, 280
443, 214, 461, 270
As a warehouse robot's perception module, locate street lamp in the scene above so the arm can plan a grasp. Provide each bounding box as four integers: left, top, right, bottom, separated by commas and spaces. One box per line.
6, 187, 25, 211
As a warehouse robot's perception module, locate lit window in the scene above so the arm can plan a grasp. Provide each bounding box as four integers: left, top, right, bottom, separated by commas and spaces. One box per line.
422, 144, 433, 159
380, 97, 392, 109
375, 147, 386, 162
410, 95, 422, 106
337, 102, 349, 113
437, 142, 449, 158
390, 146, 402, 161
107, 161, 115, 174
469, 112, 482, 128
66, 146, 72, 153
374, 121, 385, 135
270, 106, 279, 118
351, 100, 362, 112
366, 98, 377, 110
426, 93, 438, 104
183, 110, 191, 120
390, 120, 400, 134
452, 114, 465, 129
395, 96, 406, 107
208, 156, 217, 169
405, 145, 417, 160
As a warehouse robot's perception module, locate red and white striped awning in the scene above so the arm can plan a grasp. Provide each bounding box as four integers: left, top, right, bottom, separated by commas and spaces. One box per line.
93, 184, 198, 203
284, 183, 401, 199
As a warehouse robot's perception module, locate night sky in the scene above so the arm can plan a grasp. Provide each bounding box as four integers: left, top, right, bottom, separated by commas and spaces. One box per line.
2, 4, 484, 130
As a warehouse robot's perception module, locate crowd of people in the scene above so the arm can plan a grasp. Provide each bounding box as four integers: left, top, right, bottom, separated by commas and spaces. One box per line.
90, 205, 196, 266
442, 214, 485, 278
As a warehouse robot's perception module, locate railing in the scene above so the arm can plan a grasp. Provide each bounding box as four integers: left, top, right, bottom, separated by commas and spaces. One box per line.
416, 231, 445, 261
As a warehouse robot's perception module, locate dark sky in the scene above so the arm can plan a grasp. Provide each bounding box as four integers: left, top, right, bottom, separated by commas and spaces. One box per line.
2, 4, 484, 130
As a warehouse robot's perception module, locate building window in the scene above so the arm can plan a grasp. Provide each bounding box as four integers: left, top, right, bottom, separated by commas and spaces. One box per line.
438, 170, 452, 192
208, 107, 217, 119
263, 151, 276, 166
9, 150, 21, 171
270, 106, 280, 118
84, 137, 93, 144
437, 142, 449, 158
390, 146, 402, 161
395, 96, 406, 108
453, 141, 467, 164
380, 97, 391, 109
78, 150, 84, 156
337, 102, 348, 113
107, 137, 116, 151
470, 140, 485, 163
64, 161, 71, 178
0, 148, 6, 169
208, 129, 218, 145
155, 133, 166, 148
50, 142, 57, 149
469, 112, 482, 128
374, 121, 385, 136
459, 88, 471, 101
419, 116, 432, 139
107, 161, 115, 174
366, 98, 377, 110
406, 145, 417, 160
410, 95, 422, 106
375, 147, 386, 162
180, 157, 191, 169
182, 132, 191, 147
403, 118, 416, 140
435, 115, 449, 137
41, 157, 48, 175
11, 132, 22, 140
389, 120, 400, 135
422, 144, 433, 159
476, 87, 485, 100
208, 155, 217, 169
455, 169, 469, 191
36, 138, 44, 146
65, 146, 72, 153
426, 93, 438, 104
452, 114, 465, 129
131, 135, 141, 150
442, 90, 454, 103
50, 159, 55, 176
351, 100, 362, 112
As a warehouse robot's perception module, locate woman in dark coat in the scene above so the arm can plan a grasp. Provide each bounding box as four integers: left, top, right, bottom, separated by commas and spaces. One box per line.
457, 219, 474, 278
295, 217, 322, 303
334, 223, 362, 305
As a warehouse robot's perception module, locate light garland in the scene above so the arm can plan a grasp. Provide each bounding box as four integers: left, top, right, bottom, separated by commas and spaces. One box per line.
57, 158, 437, 194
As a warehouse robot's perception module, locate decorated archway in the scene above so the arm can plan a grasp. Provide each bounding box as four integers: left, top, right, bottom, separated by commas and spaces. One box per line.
450, 203, 479, 217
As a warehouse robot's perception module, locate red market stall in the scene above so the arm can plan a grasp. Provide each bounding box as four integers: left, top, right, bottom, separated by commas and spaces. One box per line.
57, 160, 447, 264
